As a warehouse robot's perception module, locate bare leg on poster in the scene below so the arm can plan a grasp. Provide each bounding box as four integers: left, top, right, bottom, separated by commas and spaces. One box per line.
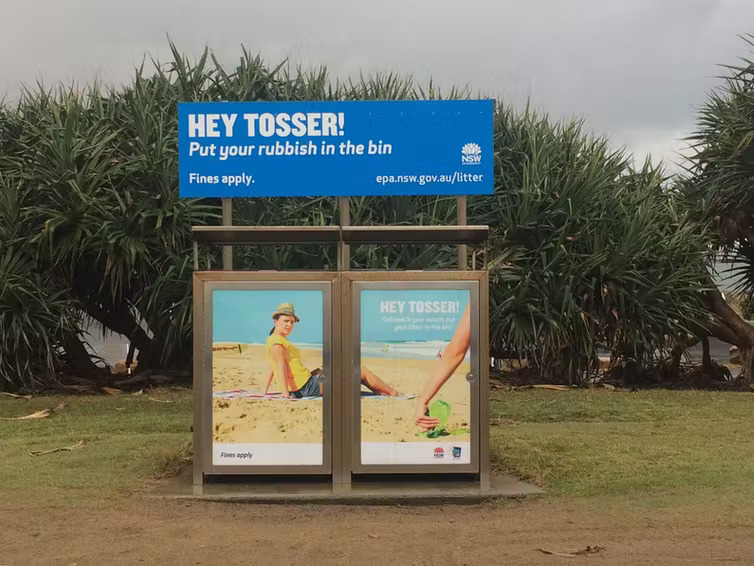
360, 366, 399, 396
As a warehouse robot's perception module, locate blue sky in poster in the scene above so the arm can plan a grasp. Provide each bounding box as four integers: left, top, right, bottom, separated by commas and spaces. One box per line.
361, 289, 470, 343
212, 290, 323, 344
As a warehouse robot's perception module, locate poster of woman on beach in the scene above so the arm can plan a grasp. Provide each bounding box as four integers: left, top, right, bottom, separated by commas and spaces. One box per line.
359, 288, 473, 465
210, 289, 326, 466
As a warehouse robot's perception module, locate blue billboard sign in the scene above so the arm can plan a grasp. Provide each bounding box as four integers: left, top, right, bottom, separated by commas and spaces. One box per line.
178, 100, 494, 197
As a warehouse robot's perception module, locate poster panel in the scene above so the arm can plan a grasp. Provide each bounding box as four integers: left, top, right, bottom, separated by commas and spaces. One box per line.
211, 288, 326, 466
359, 288, 473, 465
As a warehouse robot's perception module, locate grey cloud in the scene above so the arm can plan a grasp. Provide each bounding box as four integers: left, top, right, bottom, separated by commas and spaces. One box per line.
1, 0, 753, 165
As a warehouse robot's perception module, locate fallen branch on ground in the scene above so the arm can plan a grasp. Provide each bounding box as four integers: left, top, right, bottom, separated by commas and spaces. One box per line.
536, 545, 605, 558
30, 440, 84, 456
513, 384, 574, 391
0, 402, 65, 420
0, 392, 33, 400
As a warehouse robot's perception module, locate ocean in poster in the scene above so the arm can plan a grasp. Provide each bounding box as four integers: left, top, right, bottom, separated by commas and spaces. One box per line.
219, 341, 470, 361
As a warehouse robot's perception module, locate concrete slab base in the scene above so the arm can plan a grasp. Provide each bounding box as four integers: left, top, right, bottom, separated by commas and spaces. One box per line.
150, 468, 544, 505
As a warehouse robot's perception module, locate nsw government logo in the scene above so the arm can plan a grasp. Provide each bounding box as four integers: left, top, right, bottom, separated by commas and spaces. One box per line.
461, 142, 482, 165
433, 447, 445, 459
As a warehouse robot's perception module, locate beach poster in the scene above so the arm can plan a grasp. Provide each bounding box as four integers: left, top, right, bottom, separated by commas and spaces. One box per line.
359, 288, 472, 465
211, 289, 325, 466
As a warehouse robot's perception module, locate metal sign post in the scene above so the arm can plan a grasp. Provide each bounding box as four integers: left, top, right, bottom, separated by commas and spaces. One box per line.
221, 198, 233, 270
457, 195, 467, 270
338, 197, 350, 271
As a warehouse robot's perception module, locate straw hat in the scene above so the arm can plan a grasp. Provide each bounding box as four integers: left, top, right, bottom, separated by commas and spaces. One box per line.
272, 303, 300, 322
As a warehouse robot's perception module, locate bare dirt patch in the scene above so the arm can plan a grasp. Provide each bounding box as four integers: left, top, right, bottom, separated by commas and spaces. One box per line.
2, 497, 752, 566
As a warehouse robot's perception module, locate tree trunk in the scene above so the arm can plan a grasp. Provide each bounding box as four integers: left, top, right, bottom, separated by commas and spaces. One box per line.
80, 300, 154, 363
741, 346, 754, 385
701, 336, 714, 376
669, 345, 683, 379
61, 334, 101, 375
125, 341, 137, 372
706, 278, 754, 384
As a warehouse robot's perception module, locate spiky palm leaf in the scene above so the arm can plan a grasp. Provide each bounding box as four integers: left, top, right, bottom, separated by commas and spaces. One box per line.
681, 34, 754, 295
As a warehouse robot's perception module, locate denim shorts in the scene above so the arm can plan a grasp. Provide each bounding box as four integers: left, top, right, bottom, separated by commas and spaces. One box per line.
292, 373, 324, 398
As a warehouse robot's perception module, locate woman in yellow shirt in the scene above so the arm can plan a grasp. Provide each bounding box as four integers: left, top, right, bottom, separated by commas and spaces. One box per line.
264, 303, 398, 399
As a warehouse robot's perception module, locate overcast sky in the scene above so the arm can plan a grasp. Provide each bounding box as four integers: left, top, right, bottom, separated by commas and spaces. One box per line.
2, 0, 753, 166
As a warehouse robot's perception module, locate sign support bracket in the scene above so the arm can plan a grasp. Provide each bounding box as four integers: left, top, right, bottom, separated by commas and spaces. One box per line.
457, 196, 467, 270
337, 197, 350, 271
222, 198, 233, 270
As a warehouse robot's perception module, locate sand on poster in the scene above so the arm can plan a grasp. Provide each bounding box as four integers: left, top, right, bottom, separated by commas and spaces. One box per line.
211, 289, 325, 466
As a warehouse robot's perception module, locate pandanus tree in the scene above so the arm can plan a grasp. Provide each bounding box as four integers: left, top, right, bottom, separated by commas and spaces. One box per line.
681, 34, 754, 381
0, 45, 465, 390
0, 42, 715, 390
471, 108, 710, 384
0, 74, 218, 389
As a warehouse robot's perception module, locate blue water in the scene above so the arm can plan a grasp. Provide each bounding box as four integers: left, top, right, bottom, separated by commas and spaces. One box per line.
235, 340, 468, 361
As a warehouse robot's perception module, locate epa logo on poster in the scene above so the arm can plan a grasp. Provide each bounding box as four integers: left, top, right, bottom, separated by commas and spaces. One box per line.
461, 143, 482, 165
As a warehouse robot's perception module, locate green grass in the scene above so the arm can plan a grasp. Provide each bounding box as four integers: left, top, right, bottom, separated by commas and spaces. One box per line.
2, 388, 752, 508
0, 389, 192, 506
491, 389, 754, 500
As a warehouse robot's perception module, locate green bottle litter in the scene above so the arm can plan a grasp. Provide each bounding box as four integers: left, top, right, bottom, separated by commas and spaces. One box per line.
418, 400, 452, 438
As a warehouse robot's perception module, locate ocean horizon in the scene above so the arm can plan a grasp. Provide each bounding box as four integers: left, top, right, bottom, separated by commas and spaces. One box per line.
211, 340, 471, 361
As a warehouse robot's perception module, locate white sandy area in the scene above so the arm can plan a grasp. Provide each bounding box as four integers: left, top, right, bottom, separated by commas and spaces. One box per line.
359, 356, 471, 443
211, 344, 471, 444
212, 344, 323, 444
